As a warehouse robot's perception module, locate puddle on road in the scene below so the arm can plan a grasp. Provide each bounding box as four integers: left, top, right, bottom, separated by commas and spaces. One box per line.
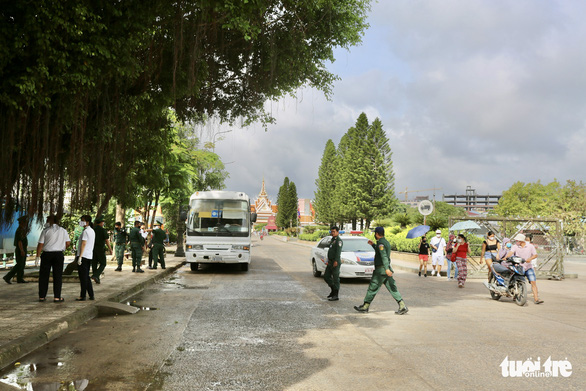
1, 359, 89, 390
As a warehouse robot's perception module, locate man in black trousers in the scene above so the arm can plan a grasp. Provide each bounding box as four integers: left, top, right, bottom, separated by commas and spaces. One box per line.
35, 215, 71, 302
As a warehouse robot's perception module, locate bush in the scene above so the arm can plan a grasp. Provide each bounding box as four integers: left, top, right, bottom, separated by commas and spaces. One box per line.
299, 229, 330, 242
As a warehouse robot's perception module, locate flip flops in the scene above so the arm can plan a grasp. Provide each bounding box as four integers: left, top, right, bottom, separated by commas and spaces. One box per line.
54, 298, 65, 303
535, 299, 544, 304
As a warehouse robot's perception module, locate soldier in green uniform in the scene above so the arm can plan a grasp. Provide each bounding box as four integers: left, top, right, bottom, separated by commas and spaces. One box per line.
354, 227, 408, 314
323, 226, 343, 301
149, 222, 166, 269
3, 216, 29, 284
129, 220, 145, 273
113, 222, 128, 271
91, 216, 113, 284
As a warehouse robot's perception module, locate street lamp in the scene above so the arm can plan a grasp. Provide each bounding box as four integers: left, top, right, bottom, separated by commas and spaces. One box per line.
212, 129, 232, 152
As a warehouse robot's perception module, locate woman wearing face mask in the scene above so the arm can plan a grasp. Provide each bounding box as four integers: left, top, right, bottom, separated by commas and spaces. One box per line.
418, 235, 430, 277
445, 234, 458, 280
76, 215, 95, 301
453, 234, 472, 288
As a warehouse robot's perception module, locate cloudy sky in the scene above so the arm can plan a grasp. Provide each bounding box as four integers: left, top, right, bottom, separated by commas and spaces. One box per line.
213, 0, 586, 204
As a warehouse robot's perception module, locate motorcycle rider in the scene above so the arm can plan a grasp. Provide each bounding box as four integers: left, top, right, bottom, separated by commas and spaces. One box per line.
504, 234, 543, 304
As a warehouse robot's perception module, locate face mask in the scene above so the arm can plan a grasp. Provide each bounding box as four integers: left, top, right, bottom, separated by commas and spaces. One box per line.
436, 234, 441, 237
44, 223, 51, 228
506, 243, 512, 248
79, 221, 86, 227
457, 239, 463, 243
488, 236, 495, 241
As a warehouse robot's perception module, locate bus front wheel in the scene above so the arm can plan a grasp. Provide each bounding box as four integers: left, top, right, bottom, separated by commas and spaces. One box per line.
190, 262, 199, 272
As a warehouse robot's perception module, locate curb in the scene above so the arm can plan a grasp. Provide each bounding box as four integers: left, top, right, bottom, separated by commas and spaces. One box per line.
0, 260, 186, 371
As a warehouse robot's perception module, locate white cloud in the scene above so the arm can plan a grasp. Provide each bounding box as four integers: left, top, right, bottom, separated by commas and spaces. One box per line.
214, 1, 586, 204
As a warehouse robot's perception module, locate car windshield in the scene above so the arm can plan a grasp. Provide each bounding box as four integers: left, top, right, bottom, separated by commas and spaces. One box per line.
187, 199, 249, 237
342, 239, 373, 252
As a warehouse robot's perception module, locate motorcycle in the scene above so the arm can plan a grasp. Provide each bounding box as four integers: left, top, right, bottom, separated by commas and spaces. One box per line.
483, 256, 528, 306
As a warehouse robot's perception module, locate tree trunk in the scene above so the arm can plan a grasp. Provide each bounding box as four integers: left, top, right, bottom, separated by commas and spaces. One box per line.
360, 219, 364, 230
352, 218, 356, 230
174, 205, 185, 257
96, 192, 112, 218
116, 203, 125, 227
365, 219, 371, 230
150, 191, 160, 227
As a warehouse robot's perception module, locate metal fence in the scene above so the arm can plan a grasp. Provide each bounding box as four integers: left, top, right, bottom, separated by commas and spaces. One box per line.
448, 217, 565, 280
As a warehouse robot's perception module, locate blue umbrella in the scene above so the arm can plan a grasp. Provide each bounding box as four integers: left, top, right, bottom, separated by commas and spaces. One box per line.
450, 220, 481, 231
406, 225, 430, 239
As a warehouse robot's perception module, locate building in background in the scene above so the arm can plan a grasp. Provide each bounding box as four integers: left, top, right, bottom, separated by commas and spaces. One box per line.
297, 198, 316, 226
442, 186, 501, 214
251, 179, 278, 224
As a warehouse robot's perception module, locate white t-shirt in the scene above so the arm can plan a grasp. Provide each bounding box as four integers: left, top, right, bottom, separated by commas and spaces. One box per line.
38, 224, 70, 252
430, 236, 446, 253
79, 226, 95, 260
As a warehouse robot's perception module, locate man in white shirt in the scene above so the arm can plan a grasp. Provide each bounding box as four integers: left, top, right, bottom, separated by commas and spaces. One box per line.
36, 215, 71, 302
76, 215, 96, 301
430, 229, 446, 277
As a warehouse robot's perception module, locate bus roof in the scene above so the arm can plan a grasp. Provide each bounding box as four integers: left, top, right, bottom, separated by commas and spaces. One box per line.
189, 191, 250, 202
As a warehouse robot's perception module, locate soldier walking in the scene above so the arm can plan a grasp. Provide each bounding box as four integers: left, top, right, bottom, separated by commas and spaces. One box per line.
113, 222, 128, 271
91, 216, 112, 284
129, 221, 145, 273
323, 226, 343, 301
150, 222, 166, 269
354, 227, 408, 314
3, 216, 30, 284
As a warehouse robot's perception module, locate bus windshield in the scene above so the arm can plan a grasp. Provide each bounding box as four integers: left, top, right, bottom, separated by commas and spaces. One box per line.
187, 199, 250, 237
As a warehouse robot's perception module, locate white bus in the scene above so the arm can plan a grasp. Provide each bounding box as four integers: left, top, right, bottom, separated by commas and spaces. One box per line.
184, 191, 256, 272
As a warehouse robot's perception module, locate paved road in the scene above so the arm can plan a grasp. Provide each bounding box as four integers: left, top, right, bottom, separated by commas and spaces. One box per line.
1, 236, 584, 390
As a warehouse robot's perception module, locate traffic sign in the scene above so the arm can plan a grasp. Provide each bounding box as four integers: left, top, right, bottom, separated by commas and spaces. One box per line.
418, 200, 434, 216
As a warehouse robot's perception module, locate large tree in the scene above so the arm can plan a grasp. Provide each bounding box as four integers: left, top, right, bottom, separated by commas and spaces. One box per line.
276, 177, 298, 229
314, 139, 338, 225
0, 0, 371, 225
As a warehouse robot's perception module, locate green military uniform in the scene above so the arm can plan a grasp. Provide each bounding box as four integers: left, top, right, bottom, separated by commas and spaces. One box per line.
324, 235, 343, 297
151, 227, 166, 269
362, 236, 404, 306
129, 226, 144, 271
114, 228, 128, 268
4, 226, 28, 283
92, 224, 108, 283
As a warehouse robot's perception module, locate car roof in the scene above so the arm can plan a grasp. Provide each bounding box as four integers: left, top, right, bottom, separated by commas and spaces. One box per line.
323, 235, 367, 240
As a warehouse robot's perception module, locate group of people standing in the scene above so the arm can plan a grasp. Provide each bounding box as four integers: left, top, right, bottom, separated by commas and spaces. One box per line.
2, 215, 167, 303
416, 229, 544, 303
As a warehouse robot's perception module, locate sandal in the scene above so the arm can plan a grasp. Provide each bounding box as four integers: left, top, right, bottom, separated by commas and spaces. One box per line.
54, 297, 65, 303
39, 298, 46, 302
535, 299, 544, 304
75, 297, 86, 301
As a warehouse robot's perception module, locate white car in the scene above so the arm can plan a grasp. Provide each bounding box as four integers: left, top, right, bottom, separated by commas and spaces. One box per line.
310, 236, 376, 278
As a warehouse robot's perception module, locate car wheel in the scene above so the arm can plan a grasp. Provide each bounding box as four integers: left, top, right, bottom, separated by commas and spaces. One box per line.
190, 262, 199, 272
312, 259, 322, 277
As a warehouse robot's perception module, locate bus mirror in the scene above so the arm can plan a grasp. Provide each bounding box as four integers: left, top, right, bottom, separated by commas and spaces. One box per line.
251, 212, 257, 223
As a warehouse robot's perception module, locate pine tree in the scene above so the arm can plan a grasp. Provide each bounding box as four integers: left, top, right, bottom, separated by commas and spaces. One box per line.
276, 177, 290, 228
288, 181, 299, 228
314, 140, 338, 225
361, 118, 397, 229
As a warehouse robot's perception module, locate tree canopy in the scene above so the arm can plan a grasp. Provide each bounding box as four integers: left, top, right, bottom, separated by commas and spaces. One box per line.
0, 0, 371, 225
313, 112, 397, 229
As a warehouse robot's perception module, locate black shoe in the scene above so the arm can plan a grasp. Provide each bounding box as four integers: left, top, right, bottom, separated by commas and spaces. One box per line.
115, 266, 122, 272
3, 276, 11, 284
395, 307, 409, 315
327, 289, 334, 298
161, 266, 166, 269
148, 267, 155, 270
89, 297, 95, 301
418, 272, 421, 277
75, 297, 86, 301
328, 295, 339, 301
132, 267, 136, 273
17, 280, 28, 283
354, 304, 369, 313
92, 277, 101, 284
136, 268, 145, 273
424, 273, 427, 277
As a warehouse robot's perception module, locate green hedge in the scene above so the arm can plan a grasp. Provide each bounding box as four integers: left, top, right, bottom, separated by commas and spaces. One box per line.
299, 229, 330, 241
